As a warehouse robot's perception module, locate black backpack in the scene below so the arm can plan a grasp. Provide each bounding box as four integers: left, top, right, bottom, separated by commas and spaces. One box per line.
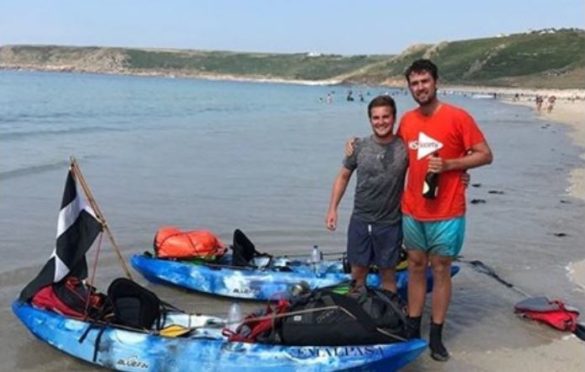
279, 287, 407, 346
107, 278, 165, 330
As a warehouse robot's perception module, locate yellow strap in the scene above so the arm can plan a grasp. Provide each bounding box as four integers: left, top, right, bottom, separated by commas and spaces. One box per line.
158, 324, 191, 338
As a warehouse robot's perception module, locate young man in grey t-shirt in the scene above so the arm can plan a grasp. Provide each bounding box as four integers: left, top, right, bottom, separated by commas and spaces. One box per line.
325, 95, 407, 292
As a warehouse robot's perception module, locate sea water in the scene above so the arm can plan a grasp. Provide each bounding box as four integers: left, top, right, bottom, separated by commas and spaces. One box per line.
1, 70, 584, 371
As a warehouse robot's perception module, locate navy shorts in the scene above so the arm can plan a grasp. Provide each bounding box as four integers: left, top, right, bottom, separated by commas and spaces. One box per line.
347, 216, 402, 269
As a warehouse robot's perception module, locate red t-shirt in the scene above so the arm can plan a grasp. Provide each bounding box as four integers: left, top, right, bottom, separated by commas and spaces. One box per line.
397, 103, 486, 220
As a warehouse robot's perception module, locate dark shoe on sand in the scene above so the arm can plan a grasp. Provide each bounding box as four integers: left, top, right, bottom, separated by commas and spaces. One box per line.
405, 316, 422, 339
430, 347, 450, 362
429, 321, 450, 362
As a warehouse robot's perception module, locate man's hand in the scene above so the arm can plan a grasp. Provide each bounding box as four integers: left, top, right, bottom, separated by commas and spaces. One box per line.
461, 171, 470, 187
325, 210, 338, 231
428, 155, 448, 173
429, 158, 471, 186
344, 137, 357, 157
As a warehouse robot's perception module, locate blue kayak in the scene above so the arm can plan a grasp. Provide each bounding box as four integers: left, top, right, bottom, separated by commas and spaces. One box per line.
131, 253, 460, 300
13, 300, 427, 371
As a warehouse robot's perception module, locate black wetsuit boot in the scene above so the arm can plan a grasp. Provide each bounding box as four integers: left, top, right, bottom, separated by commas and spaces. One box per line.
405, 316, 422, 339
429, 321, 449, 361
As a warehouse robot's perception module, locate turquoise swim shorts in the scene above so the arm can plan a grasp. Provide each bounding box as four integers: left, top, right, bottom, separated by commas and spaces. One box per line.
402, 215, 465, 258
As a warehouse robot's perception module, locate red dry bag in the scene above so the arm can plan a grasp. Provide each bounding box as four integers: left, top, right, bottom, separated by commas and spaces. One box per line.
154, 226, 227, 260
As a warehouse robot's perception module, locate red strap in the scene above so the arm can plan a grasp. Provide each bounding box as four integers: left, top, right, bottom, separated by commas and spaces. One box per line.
224, 300, 290, 343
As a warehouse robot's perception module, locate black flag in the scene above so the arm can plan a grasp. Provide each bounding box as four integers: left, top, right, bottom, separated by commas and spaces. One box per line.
19, 167, 102, 301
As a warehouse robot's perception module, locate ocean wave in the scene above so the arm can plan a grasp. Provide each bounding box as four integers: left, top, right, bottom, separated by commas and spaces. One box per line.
0, 111, 77, 123
0, 160, 72, 180
0, 126, 121, 141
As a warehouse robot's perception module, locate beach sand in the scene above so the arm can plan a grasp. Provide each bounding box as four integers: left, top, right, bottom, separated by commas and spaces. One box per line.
449, 91, 585, 372
503, 95, 585, 284
542, 100, 585, 294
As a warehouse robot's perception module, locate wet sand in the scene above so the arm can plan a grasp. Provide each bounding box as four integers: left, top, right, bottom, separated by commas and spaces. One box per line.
444, 92, 585, 372
503, 95, 585, 288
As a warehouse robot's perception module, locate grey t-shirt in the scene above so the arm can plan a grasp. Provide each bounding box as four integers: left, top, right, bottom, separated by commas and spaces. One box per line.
343, 135, 408, 224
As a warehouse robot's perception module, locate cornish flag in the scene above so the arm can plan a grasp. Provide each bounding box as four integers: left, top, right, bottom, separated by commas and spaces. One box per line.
19, 167, 102, 301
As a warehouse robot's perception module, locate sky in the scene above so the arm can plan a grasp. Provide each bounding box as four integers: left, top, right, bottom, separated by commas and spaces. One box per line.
0, 0, 583, 55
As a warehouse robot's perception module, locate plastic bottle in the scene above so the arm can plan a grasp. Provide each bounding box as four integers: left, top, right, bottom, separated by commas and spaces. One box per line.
290, 280, 311, 297
227, 302, 242, 332
310, 245, 322, 274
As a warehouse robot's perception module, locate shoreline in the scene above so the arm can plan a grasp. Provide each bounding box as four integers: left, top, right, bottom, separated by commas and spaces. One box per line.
0, 66, 344, 86
441, 85, 585, 100
499, 93, 585, 294
425, 87, 585, 371
3, 66, 585, 93
497, 92, 585, 372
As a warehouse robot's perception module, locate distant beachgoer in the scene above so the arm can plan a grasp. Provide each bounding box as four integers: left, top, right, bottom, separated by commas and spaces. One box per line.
326, 93, 333, 104
346, 90, 354, 102
535, 95, 544, 113
546, 95, 556, 113
359, 92, 365, 102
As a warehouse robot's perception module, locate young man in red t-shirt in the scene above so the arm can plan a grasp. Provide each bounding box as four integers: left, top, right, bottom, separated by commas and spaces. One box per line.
399, 59, 493, 361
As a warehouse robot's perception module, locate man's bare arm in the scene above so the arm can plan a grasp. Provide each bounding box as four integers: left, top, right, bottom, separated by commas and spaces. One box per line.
325, 167, 353, 231
429, 141, 493, 173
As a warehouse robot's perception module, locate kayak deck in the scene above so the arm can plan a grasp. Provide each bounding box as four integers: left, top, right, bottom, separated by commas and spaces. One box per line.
13, 300, 427, 372
132, 253, 460, 300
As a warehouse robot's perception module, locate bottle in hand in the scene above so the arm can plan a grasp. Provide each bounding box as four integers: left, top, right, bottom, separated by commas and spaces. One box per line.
422, 153, 439, 199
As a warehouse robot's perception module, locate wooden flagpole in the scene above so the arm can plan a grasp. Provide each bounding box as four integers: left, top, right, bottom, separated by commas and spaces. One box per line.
69, 157, 133, 280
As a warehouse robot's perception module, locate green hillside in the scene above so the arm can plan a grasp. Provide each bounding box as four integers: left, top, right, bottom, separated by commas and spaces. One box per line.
1, 28, 584, 88
344, 28, 585, 89
124, 50, 389, 80
0, 45, 387, 81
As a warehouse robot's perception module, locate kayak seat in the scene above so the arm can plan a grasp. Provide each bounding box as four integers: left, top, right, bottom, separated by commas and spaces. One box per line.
232, 229, 272, 268
107, 278, 163, 330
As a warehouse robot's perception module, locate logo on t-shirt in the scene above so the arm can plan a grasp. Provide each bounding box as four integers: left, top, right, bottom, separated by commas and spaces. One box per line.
407, 132, 444, 160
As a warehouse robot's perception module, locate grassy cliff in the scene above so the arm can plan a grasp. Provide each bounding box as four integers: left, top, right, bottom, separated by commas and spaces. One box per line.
1, 28, 583, 88
343, 29, 585, 89
0, 45, 387, 81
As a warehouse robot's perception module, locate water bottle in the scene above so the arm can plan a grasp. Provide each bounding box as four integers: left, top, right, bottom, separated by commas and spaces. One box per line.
422, 153, 439, 199
310, 245, 322, 274
291, 280, 311, 296
227, 302, 243, 332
